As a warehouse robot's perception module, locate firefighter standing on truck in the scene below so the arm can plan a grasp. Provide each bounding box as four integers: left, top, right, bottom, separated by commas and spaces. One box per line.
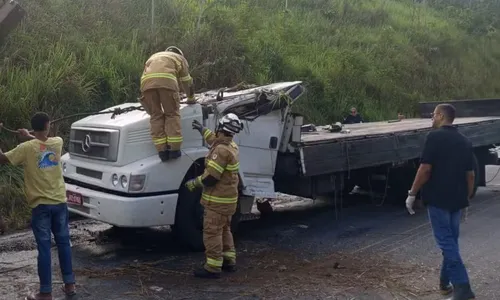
185, 113, 243, 278
140, 46, 196, 162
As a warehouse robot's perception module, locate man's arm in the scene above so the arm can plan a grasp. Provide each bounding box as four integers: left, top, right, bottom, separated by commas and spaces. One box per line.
464, 144, 476, 198
188, 147, 228, 189
17, 129, 35, 142
202, 128, 216, 146
467, 170, 475, 198
178, 57, 194, 101
409, 133, 437, 195
0, 142, 26, 166
0, 150, 9, 164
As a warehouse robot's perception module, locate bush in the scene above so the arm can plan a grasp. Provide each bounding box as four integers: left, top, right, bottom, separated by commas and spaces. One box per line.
0, 0, 499, 229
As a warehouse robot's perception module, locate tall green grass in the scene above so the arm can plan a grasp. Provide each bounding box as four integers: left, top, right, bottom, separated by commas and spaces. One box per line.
0, 0, 499, 229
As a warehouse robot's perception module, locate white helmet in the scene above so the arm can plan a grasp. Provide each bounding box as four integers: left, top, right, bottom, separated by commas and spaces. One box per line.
218, 113, 243, 135
165, 46, 184, 57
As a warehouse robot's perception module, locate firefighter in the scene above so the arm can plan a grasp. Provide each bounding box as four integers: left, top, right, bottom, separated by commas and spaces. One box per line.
185, 113, 243, 279
140, 46, 196, 162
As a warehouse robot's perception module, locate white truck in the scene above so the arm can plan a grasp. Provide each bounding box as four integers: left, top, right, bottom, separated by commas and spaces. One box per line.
62, 81, 500, 250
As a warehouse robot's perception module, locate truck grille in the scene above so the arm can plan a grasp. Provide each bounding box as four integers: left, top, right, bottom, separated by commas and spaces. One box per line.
69, 127, 120, 161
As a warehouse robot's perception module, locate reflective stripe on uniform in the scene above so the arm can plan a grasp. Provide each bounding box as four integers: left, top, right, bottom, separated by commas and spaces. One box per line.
206, 257, 223, 267
207, 160, 224, 174
167, 136, 183, 143
226, 162, 239, 171
152, 137, 167, 145
207, 160, 239, 172
180, 74, 192, 82
202, 193, 238, 204
223, 251, 236, 259
203, 129, 213, 139
140, 72, 177, 85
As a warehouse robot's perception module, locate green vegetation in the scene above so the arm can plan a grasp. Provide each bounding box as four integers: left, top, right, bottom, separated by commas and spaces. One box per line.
0, 0, 499, 229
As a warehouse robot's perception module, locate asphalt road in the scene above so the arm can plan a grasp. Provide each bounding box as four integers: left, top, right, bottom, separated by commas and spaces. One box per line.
1, 166, 500, 300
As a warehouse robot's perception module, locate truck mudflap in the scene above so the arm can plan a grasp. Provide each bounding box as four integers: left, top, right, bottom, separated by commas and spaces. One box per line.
0, 0, 25, 41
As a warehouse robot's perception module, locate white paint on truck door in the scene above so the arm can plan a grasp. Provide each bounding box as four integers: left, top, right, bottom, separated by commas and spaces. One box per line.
234, 110, 285, 198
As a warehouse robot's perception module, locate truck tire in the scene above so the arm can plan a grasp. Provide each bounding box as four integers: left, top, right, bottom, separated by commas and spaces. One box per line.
173, 182, 205, 251
173, 173, 242, 252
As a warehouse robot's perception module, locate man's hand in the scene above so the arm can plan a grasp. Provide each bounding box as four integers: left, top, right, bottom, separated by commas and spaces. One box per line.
461, 207, 469, 223
185, 179, 198, 192
192, 120, 203, 134
405, 194, 416, 215
17, 128, 31, 137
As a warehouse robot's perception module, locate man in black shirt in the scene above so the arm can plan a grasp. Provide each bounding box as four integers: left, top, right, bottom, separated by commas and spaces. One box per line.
342, 107, 363, 124
405, 104, 475, 300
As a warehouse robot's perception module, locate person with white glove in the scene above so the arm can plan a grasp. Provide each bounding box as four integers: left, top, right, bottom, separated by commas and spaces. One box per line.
405, 191, 416, 215
405, 104, 476, 300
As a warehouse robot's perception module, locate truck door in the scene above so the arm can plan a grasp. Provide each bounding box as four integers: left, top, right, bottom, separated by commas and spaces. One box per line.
232, 110, 285, 198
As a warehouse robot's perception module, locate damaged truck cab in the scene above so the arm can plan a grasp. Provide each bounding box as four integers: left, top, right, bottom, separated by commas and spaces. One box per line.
62, 82, 305, 250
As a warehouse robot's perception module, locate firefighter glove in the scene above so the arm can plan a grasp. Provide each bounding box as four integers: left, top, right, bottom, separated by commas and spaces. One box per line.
185, 179, 198, 192
192, 120, 204, 134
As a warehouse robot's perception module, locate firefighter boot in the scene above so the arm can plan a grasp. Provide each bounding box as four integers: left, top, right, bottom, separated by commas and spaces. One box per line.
158, 150, 170, 162
222, 260, 237, 273
169, 150, 181, 160
448, 284, 475, 300
193, 267, 221, 279
165, 145, 181, 160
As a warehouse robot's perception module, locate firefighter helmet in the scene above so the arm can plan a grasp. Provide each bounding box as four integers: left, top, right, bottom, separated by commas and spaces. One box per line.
218, 113, 243, 135
166, 46, 184, 57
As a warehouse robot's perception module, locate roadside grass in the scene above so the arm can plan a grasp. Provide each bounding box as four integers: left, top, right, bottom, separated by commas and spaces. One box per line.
0, 0, 499, 230
0, 164, 27, 231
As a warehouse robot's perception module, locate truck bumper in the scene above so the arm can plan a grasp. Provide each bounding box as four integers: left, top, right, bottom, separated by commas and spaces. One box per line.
65, 183, 179, 227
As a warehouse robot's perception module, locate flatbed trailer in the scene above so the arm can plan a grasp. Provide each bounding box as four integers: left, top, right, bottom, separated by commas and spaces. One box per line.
275, 115, 500, 202
300, 117, 500, 174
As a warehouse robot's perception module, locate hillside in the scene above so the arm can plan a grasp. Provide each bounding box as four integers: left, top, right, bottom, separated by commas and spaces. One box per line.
0, 0, 499, 228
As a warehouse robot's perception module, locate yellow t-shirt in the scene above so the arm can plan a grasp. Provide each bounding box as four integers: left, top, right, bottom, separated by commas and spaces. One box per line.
5, 137, 66, 208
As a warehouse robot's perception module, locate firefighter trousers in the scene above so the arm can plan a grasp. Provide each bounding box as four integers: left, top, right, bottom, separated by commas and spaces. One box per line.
140, 88, 182, 152
203, 208, 236, 273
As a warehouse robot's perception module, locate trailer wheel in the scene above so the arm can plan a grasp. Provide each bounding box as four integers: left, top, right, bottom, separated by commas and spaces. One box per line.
173, 177, 242, 252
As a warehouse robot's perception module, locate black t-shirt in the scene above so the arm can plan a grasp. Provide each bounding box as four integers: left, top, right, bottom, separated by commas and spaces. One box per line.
420, 125, 474, 212
343, 114, 363, 124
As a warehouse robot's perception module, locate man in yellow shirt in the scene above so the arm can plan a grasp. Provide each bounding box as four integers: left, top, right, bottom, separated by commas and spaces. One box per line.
0, 113, 76, 300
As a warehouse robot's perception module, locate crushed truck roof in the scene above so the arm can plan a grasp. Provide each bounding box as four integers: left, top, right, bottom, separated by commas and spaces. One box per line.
188, 81, 305, 120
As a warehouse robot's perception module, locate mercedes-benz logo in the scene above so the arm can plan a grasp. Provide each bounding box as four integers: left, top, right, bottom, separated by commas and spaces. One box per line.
82, 134, 92, 153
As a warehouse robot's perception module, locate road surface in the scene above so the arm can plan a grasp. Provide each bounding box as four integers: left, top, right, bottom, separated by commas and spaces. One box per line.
1, 166, 500, 300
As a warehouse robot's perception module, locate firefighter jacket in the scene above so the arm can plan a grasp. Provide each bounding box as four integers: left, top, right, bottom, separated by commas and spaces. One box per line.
140, 51, 193, 94
195, 128, 239, 216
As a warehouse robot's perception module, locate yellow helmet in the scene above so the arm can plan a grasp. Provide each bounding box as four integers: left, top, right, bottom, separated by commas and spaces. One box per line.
166, 46, 184, 57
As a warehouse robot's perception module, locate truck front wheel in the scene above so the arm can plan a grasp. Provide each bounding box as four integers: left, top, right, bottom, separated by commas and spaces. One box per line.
173, 182, 242, 252
173, 183, 205, 251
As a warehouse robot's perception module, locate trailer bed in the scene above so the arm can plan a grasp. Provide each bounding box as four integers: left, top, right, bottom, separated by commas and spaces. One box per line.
297, 117, 500, 176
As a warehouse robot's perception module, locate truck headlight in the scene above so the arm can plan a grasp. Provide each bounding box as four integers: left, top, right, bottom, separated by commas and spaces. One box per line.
129, 175, 146, 192
112, 174, 119, 186
62, 162, 67, 173
120, 175, 128, 189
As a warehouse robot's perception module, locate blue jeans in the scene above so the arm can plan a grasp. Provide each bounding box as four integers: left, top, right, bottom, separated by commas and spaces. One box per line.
31, 203, 75, 293
428, 205, 469, 285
